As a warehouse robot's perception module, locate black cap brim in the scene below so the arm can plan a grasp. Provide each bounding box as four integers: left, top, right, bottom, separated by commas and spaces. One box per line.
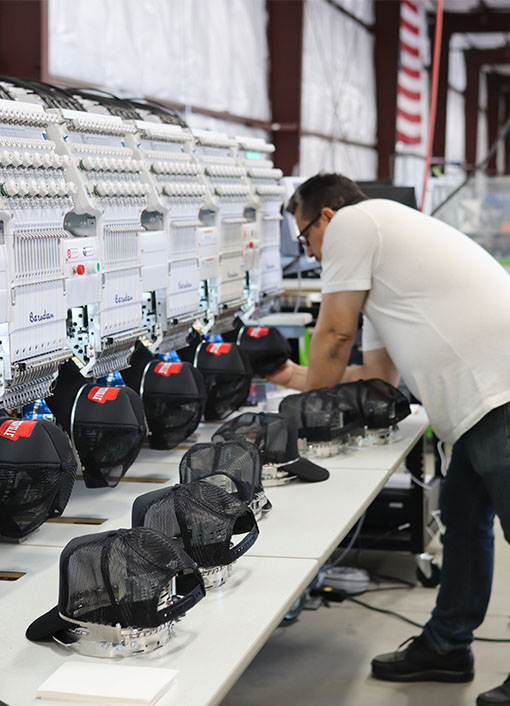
279, 457, 329, 483
26, 605, 75, 644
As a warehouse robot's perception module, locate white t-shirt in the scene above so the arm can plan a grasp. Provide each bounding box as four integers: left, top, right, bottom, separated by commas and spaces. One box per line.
321, 198, 510, 444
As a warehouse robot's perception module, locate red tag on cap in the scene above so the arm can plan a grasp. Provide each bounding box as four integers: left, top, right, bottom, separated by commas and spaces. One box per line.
206, 343, 231, 356
154, 362, 182, 377
87, 386, 121, 404
0, 419, 37, 441
247, 327, 269, 339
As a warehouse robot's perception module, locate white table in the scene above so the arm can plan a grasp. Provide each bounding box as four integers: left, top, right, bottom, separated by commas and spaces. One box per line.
324, 405, 428, 471
0, 548, 317, 706
0, 404, 429, 706
247, 466, 394, 563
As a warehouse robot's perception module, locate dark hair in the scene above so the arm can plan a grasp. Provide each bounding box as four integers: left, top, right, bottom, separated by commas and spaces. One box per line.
286, 173, 368, 220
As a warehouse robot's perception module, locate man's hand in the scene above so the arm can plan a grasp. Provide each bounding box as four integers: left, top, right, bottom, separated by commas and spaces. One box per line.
265, 360, 295, 387
265, 360, 309, 391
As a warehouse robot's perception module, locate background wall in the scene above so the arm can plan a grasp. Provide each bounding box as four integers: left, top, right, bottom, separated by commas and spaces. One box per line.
48, 0, 270, 137
299, 0, 377, 179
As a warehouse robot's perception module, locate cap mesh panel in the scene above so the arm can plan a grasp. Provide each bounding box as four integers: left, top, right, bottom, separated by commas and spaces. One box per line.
202, 374, 252, 421
333, 379, 411, 428
280, 389, 355, 441
144, 397, 202, 449
0, 442, 76, 540
73, 424, 145, 487
60, 529, 199, 628
139, 482, 254, 567
179, 440, 262, 503
213, 412, 292, 464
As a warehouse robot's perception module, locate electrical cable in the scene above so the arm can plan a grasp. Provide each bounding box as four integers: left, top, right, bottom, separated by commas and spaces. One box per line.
344, 522, 411, 553
431, 111, 510, 217
436, 439, 447, 476
372, 573, 416, 588
419, 0, 444, 212
345, 597, 510, 643
329, 513, 366, 567
403, 466, 431, 491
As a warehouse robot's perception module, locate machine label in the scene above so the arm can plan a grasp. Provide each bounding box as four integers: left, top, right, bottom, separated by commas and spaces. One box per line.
178, 280, 192, 290
66, 248, 79, 260
82, 246, 95, 257
114, 293, 134, 304
154, 362, 183, 377
206, 343, 231, 356
0, 419, 37, 441
29, 310, 55, 323
87, 386, 121, 404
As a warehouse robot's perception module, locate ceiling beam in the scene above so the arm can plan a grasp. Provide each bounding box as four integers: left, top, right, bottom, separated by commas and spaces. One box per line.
267, 0, 304, 176
443, 10, 510, 34
465, 53, 481, 171
504, 92, 510, 175
463, 46, 510, 68
464, 48, 510, 172
374, 0, 401, 179
486, 72, 502, 175
0, 0, 48, 80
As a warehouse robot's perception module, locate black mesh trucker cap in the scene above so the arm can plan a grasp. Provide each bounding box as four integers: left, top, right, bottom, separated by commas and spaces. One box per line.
212, 412, 330, 483
0, 418, 77, 539
132, 481, 259, 568
46, 360, 146, 488
121, 343, 206, 450
194, 342, 252, 421
179, 439, 271, 516
26, 528, 205, 655
333, 379, 411, 429
279, 388, 358, 443
237, 325, 292, 376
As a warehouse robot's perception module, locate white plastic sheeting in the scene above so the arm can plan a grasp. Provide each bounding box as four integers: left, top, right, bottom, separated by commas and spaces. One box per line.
329, 0, 374, 24
445, 90, 466, 166
185, 112, 268, 141
300, 0, 376, 177
444, 35, 466, 167
448, 36, 467, 93
478, 72, 488, 165
48, 0, 270, 122
300, 136, 377, 179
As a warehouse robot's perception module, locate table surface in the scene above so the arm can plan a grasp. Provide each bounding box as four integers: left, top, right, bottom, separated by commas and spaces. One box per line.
0, 546, 318, 706
0, 402, 429, 706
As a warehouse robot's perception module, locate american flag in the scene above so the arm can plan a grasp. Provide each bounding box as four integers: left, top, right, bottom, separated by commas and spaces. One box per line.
396, 0, 424, 147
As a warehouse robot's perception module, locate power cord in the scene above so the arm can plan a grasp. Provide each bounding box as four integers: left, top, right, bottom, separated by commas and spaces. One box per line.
345, 596, 510, 644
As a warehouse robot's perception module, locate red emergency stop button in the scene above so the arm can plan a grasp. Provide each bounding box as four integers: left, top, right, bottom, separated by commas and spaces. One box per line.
76, 264, 85, 275
249, 241, 254, 248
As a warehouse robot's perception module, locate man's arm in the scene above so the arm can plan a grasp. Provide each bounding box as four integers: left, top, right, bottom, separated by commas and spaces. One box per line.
340, 347, 400, 386
304, 290, 367, 390
266, 345, 400, 390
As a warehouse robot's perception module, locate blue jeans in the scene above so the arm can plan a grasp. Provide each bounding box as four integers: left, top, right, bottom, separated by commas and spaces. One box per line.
422, 401, 510, 654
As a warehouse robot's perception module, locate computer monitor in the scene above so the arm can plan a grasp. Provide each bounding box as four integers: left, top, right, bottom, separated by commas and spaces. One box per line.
356, 181, 417, 209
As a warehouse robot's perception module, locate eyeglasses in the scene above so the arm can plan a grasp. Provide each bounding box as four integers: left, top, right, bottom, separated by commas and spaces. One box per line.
296, 212, 322, 247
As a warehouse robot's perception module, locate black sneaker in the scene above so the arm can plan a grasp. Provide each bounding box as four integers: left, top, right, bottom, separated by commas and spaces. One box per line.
371, 635, 474, 683
477, 675, 510, 705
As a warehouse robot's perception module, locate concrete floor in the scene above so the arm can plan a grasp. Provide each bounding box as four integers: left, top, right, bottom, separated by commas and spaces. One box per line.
220, 515, 510, 706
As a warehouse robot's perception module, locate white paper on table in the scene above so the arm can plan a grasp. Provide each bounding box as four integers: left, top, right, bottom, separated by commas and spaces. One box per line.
36, 661, 178, 705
